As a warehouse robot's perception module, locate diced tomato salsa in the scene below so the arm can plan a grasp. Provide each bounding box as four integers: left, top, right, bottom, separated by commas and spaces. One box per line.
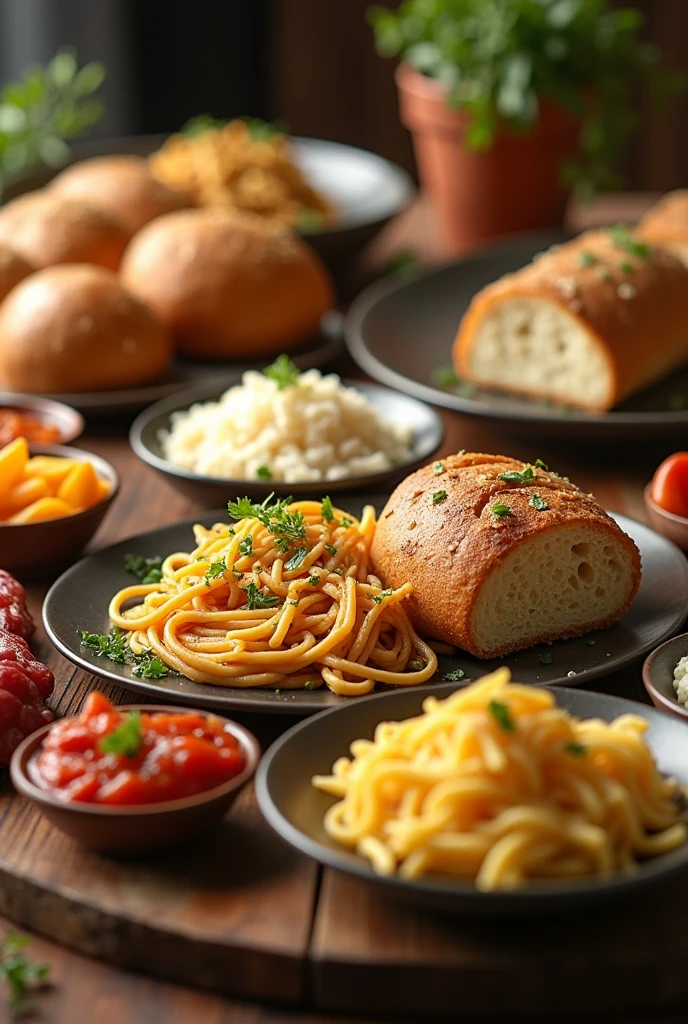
31, 692, 246, 805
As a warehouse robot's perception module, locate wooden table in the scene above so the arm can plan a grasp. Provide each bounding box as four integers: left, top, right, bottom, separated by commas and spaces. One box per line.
2, 193, 686, 1024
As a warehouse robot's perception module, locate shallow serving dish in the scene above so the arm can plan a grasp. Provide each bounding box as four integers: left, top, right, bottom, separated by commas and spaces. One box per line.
644, 484, 688, 552
643, 632, 688, 722
0, 391, 84, 444
129, 381, 444, 505
256, 684, 688, 915
0, 443, 119, 578
10, 705, 260, 853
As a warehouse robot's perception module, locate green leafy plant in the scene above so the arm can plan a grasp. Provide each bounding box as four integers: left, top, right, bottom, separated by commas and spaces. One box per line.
368, 0, 685, 198
0, 47, 105, 196
0, 930, 49, 1018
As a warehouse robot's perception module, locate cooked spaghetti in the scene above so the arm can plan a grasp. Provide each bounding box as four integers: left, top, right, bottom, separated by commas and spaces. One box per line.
313, 668, 687, 889
108, 496, 437, 695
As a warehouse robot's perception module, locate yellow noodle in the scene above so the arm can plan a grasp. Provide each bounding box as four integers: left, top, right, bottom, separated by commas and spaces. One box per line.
313, 668, 688, 890
108, 498, 436, 695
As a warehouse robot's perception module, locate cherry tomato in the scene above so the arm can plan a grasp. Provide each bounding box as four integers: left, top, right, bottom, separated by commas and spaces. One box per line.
650, 452, 688, 518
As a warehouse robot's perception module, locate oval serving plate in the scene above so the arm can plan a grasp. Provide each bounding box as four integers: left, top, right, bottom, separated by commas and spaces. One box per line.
346, 231, 688, 442
255, 684, 688, 914
43, 501, 688, 715
129, 380, 444, 504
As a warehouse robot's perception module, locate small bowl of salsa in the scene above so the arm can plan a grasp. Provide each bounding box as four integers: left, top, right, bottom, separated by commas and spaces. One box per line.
10, 693, 261, 853
0, 392, 84, 447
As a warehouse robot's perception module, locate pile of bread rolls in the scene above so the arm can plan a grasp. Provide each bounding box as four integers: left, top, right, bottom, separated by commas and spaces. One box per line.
0, 155, 333, 394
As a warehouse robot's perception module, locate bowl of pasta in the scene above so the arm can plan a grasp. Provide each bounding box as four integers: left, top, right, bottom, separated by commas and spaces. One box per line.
256, 669, 688, 913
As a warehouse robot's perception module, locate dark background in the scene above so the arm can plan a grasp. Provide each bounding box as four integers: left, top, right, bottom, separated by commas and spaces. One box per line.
0, 0, 686, 191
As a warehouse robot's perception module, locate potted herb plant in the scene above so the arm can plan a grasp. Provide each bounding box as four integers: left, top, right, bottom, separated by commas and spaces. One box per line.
369, 0, 684, 257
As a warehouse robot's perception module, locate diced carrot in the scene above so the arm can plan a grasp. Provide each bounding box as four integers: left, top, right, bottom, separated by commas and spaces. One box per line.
58, 461, 100, 511
0, 475, 50, 517
9, 497, 74, 524
24, 455, 76, 493
0, 436, 28, 492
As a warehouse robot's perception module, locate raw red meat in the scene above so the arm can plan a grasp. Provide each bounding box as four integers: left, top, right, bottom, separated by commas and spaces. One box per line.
0, 570, 35, 639
0, 628, 54, 765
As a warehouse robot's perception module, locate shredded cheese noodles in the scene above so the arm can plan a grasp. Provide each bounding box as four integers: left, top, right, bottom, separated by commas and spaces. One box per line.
313, 668, 687, 889
108, 498, 436, 695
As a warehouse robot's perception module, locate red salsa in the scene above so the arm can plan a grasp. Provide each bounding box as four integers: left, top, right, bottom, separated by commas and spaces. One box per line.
0, 409, 61, 446
31, 692, 246, 805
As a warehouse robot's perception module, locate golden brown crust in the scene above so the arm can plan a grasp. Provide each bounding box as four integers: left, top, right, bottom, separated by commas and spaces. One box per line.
453, 229, 688, 411
0, 264, 171, 393
637, 191, 688, 246
120, 208, 334, 359
50, 156, 193, 234
370, 453, 642, 658
0, 191, 130, 270
0, 244, 33, 304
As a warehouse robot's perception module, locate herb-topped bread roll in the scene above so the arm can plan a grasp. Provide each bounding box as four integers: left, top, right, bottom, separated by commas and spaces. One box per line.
370, 453, 641, 659
453, 228, 688, 412
637, 190, 688, 266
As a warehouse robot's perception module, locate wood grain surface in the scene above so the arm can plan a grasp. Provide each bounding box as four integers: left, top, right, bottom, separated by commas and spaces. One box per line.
1, 193, 686, 1023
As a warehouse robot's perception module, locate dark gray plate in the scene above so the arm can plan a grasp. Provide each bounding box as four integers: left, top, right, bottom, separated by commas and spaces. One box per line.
129, 381, 444, 505
256, 684, 688, 913
346, 231, 688, 441
43, 500, 688, 715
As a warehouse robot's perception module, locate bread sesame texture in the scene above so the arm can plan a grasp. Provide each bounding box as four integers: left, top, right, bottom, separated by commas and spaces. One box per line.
370, 453, 642, 659
453, 230, 688, 412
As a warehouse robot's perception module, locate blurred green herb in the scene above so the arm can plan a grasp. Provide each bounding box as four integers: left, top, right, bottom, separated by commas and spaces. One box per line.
0, 48, 105, 195
263, 354, 301, 390
124, 554, 163, 585
0, 930, 49, 1018
99, 711, 142, 758
385, 250, 420, 275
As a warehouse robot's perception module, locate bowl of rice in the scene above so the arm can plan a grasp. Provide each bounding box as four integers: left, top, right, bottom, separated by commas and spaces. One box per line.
643, 633, 688, 722
130, 356, 444, 505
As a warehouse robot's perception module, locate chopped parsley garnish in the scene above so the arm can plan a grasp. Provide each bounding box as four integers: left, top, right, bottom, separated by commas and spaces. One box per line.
228, 494, 306, 554
534, 458, 548, 470
256, 465, 272, 480
243, 582, 280, 610
373, 588, 394, 605
308, 574, 319, 587
289, 599, 299, 606
238, 536, 253, 558
498, 466, 535, 484
99, 711, 142, 758
274, 689, 281, 696
444, 668, 466, 681
538, 651, 553, 665
124, 554, 163, 585
132, 653, 169, 679
408, 659, 424, 671
578, 250, 599, 267
584, 638, 597, 647
77, 627, 128, 664
321, 496, 335, 522
432, 365, 460, 388
432, 490, 447, 504
304, 680, 316, 691
339, 517, 352, 529
608, 224, 651, 260
433, 462, 445, 475
325, 544, 337, 557
263, 353, 300, 390
285, 547, 308, 571
529, 494, 550, 511
563, 740, 587, 756
491, 502, 513, 519
0, 929, 49, 1018
618, 260, 635, 275
204, 559, 227, 585
488, 699, 515, 732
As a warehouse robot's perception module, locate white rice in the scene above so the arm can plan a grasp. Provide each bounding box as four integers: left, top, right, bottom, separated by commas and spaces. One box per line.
159, 368, 414, 483
674, 655, 688, 706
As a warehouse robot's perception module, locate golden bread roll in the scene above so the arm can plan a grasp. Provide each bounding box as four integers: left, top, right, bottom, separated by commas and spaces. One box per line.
453, 229, 688, 412
370, 453, 642, 659
50, 155, 193, 234
637, 190, 688, 265
0, 244, 33, 303
0, 264, 171, 393
120, 209, 334, 359
0, 191, 130, 270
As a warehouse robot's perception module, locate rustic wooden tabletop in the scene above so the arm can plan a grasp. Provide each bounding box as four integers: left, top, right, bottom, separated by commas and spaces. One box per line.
2, 192, 686, 1024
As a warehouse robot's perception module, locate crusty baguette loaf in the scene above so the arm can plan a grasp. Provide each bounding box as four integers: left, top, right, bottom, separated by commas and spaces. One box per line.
370, 453, 642, 659
453, 229, 688, 412
637, 190, 688, 265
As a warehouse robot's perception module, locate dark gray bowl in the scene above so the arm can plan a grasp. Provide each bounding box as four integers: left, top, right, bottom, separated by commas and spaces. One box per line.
643, 633, 688, 722
256, 683, 688, 915
129, 380, 443, 505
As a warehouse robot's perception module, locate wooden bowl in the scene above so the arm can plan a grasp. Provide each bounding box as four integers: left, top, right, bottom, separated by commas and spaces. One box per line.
644, 484, 688, 552
10, 705, 261, 853
642, 633, 688, 722
0, 443, 119, 578
0, 391, 84, 444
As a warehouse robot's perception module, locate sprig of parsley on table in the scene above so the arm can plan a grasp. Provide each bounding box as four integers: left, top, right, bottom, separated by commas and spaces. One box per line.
0, 930, 49, 1018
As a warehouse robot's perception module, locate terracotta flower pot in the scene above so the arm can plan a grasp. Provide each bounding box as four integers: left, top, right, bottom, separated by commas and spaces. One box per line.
396, 63, 581, 258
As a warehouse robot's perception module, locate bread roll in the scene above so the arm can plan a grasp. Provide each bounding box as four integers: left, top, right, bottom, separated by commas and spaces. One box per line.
0, 191, 130, 270
370, 453, 641, 659
453, 229, 688, 412
50, 155, 193, 234
637, 190, 688, 265
0, 244, 33, 303
120, 209, 333, 359
0, 265, 171, 393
